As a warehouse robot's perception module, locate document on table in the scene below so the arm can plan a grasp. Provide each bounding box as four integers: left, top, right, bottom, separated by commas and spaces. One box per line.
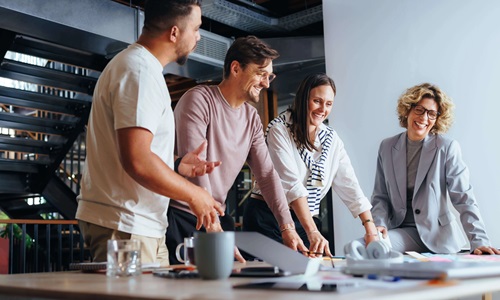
233, 272, 424, 292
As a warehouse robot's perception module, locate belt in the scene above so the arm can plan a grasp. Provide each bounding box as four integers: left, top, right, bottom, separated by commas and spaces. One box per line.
250, 193, 265, 201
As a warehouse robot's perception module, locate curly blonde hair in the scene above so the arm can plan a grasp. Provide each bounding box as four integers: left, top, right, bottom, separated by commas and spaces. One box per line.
397, 83, 454, 134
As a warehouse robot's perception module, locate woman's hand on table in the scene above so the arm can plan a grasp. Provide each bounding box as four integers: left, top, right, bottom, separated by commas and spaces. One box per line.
473, 246, 500, 255
306, 230, 332, 257
282, 229, 308, 254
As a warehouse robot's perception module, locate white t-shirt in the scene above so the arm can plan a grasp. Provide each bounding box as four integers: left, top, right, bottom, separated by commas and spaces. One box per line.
76, 43, 174, 238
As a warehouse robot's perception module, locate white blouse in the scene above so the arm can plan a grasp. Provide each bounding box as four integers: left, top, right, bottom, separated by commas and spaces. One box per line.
253, 112, 371, 217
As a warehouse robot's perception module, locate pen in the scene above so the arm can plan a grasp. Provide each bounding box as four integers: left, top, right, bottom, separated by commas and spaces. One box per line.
298, 251, 346, 260
299, 250, 323, 255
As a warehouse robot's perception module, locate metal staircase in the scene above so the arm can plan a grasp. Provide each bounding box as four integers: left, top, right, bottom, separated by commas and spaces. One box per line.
0, 29, 106, 219
0, 0, 325, 221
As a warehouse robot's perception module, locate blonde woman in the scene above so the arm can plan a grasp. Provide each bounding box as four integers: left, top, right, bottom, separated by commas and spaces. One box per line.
372, 83, 499, 255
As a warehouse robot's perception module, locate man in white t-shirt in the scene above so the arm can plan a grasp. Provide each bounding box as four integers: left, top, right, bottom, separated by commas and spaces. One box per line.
76, 0, 224, 265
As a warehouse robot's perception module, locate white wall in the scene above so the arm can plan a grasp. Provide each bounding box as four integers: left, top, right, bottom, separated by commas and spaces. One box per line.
323, 0, 500, 255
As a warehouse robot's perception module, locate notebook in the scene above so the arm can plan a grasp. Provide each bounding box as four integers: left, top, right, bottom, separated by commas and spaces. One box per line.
69, 262, 107, 272
234, 231, 321, 276
69, 262, 161, 273
342, 261, 500, 280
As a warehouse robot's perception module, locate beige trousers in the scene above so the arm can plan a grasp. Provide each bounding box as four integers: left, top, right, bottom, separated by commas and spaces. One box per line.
78, 220, 170, 266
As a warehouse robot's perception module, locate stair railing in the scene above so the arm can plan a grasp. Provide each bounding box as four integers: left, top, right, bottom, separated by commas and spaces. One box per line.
0, 219, 90, 274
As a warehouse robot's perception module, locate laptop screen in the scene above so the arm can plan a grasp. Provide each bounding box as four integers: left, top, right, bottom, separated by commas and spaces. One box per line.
234, 231, 321, 276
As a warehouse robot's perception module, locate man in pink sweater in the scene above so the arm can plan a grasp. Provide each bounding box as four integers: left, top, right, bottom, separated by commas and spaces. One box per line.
167, 36, 307, 263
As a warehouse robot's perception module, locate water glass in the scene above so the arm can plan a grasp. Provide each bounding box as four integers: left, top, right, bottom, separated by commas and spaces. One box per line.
106, 239, 141, 277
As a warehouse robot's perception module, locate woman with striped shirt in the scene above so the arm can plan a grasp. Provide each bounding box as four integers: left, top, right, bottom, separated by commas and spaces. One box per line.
243, 73, 379, 257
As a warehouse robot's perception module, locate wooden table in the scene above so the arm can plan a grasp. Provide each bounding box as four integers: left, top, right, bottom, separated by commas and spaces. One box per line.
0, 262, 499, 300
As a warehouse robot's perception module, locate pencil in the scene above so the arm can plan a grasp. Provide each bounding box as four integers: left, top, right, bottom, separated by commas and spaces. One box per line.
322, 256, 345, 260
298, 250, 323, 255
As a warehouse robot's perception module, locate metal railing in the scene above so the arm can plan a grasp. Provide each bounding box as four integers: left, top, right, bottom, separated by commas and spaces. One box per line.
0, 219, 90, 274
58, 132, 86, 195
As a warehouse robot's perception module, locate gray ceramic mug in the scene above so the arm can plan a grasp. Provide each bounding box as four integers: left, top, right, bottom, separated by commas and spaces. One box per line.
194, 231, 234, 280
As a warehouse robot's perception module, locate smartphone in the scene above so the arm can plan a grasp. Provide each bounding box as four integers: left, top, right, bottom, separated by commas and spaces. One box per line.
233, 281, 361, 292
153, 269, 199, 279
233, 281, 338, 291
231, 266, 291, 277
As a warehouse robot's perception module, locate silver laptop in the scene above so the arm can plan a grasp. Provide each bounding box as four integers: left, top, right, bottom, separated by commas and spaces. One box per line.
234, 231, 321, 276
343, 261, 500, 280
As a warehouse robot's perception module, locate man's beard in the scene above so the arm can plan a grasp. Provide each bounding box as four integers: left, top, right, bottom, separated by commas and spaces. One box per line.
176, 43, 197, 65
176, 55, 188, 65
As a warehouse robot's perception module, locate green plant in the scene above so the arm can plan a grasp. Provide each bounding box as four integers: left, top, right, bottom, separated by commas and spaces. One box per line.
0, 213, 34, 249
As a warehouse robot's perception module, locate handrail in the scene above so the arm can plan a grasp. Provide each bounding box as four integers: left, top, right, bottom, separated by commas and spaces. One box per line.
0, 219, 88, 274
0, 219, 78, 225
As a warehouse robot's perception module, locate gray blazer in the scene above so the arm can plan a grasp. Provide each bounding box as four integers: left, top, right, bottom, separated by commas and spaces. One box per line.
371, 132, 491, 253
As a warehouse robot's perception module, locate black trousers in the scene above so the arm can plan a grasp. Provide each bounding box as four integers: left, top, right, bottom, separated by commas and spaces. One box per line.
242, 196, 321, 249
166, 206, 235, 265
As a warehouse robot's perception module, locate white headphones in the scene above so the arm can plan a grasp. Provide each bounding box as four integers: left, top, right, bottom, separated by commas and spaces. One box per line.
344, 240, 392, 260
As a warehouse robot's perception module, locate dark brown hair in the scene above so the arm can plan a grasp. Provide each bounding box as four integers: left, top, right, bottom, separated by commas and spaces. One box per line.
143, 0, 201, 36
223, 36, 279, 79
288, 73, 336, 151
